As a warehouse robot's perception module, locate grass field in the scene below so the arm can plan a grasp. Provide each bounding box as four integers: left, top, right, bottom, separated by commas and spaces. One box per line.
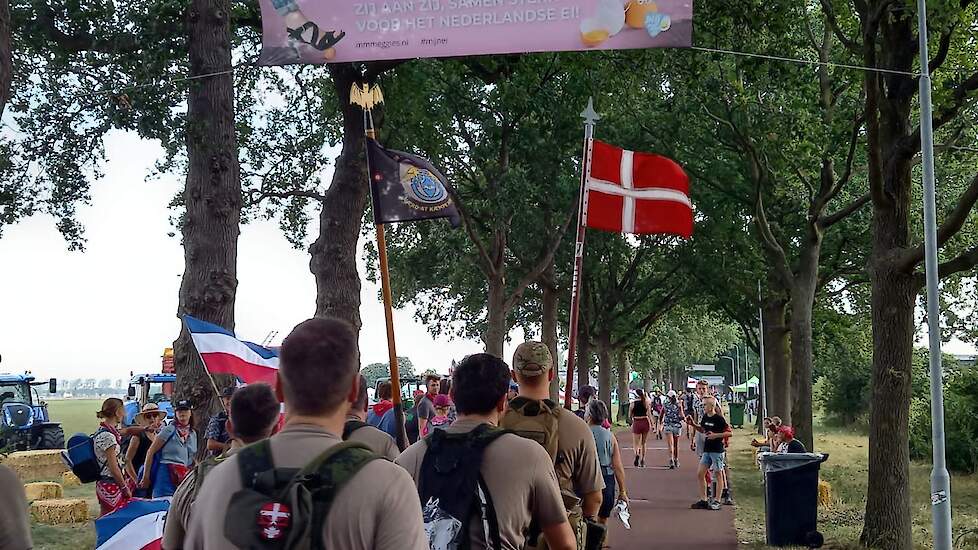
47, 399, 105, 437
728, 426, 978, 549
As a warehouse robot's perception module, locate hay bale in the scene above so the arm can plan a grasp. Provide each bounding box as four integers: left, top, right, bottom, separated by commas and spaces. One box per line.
30, 499, 89, 524
24, 482, 63, 501
1, 450, 69, 482
818, 479, 833, 507
61, 471, 81, 487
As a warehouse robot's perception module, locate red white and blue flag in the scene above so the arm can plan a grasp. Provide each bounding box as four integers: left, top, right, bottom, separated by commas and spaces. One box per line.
184, 315, 279, 386
95, 499, 169, 550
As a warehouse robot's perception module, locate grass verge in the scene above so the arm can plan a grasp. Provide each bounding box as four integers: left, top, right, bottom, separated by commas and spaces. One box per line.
729, 427, 978, 549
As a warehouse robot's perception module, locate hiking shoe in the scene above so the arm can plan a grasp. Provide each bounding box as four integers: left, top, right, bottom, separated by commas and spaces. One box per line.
691, 500, 711, 510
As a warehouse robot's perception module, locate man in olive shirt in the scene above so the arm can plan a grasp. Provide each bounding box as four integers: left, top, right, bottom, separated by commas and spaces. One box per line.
185, 318, 427, 550
163, 383, 281, 550
0, 464, 32, 550
397, 353, 577, 550
346, 374, 399, 459
505, 342, 605, 527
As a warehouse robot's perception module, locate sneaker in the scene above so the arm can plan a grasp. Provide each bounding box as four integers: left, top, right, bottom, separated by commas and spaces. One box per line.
709, 500, 722, 511
634, 455, 639, 467
690, 500, 711, 510
640, 458, 646, 468
668, 459, 675, 469
675, 460, 680, 468
723, 495, 735, 506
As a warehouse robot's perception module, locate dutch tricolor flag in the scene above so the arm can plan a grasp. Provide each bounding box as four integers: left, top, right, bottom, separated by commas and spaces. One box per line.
95, 499, 169, 550
184, 315, 280, 386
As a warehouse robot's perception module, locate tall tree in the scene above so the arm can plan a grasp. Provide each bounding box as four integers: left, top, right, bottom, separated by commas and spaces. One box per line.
171, 0, 242, 415
817, 0, 978, 545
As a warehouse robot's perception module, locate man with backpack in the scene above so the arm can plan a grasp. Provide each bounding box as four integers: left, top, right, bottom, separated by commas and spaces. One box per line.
396, 353, 577, 550
501, 341, 604, 550
163, 382, 281, 549
184, 318, 427, 550
345, 374, 399, 459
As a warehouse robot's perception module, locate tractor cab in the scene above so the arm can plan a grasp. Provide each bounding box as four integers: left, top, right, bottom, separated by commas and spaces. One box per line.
374, 376, 426, 409
124, 373, 176, 426
0, 373, 64, 451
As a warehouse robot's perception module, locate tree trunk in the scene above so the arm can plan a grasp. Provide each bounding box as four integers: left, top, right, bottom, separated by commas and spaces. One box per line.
483, 274, 507, 357
541, 270, 559, 402
0, 0, 11, 116
616, 350, 630, 423
596, 333, 613, 412
763, 296, 791, 423
642, 376, 650, 393
788, 291, 816, 452
174, 0, 240, 432
309, 65, 369, 354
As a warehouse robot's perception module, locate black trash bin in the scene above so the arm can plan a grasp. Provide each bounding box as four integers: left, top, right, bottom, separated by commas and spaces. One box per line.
758, 452, 829, 548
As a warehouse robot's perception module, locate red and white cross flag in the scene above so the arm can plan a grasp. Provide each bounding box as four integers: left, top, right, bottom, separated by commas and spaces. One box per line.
585, 139, 693, 238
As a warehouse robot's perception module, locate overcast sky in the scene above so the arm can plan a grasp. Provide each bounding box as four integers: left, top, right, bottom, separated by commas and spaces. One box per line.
1, 130, 973, 384
0, 130, 520, 382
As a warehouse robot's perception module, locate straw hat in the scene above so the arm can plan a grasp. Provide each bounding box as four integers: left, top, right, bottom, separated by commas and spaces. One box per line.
134, 403, 166, 424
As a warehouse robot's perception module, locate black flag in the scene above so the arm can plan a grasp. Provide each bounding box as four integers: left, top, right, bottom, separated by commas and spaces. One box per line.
366, 138, 461, 227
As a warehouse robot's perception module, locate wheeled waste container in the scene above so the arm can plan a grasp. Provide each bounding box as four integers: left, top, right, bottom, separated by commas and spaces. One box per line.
758, 452, 829, 548
728, 402, 745, 427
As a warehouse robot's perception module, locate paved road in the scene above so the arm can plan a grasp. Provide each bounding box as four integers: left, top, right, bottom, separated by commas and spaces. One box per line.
604, 430, 739, 549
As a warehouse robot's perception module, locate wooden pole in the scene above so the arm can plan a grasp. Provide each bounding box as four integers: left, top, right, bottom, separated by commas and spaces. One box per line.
362, 106, 409, 450
564, 98, 600, 410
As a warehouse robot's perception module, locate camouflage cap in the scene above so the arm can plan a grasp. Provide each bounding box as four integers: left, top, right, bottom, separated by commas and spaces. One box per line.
512, 341, 553, 377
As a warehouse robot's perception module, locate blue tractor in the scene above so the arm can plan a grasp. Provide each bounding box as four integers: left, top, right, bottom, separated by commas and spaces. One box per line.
0, 374, 64, 451
124, 374, 176, 426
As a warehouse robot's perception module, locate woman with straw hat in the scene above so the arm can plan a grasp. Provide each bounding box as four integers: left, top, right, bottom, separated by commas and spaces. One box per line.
125, 402, 166, 494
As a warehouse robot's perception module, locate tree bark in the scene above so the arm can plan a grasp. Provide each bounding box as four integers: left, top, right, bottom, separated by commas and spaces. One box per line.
596, 333, 613, 412
763, 296, 791, 423
309, 65, 369, 353
541, 271, 560, 402
0, 0, 11, 116
789, 246, 821, 451
616, 350, 630, 423
576, 323, 592, 392
173, 0, 240, 431
483, 274, 507, 357
856, 4, 920, 546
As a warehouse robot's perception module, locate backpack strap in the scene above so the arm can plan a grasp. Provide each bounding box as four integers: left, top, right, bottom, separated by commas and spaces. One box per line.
342, 420, 369, 440
236, 439, 276, 490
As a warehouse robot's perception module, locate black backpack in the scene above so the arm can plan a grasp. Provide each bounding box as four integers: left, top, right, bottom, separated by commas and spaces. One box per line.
418, 424, 508, 550
223, 439, 381, 550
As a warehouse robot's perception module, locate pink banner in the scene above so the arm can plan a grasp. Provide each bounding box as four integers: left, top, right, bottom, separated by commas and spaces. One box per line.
258, 0, 692, 66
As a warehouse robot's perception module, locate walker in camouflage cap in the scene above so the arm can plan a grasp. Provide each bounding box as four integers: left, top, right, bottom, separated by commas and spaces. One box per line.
512, 341, 553, 377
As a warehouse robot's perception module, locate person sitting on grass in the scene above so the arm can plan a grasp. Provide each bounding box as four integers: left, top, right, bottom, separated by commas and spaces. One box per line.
776, 425, 807, 453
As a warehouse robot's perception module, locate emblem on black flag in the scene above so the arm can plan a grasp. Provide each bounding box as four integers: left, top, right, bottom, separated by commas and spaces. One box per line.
367, 138, 461, 227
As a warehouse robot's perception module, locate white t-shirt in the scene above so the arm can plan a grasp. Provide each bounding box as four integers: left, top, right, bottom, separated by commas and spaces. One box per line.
93, 429, 122, 479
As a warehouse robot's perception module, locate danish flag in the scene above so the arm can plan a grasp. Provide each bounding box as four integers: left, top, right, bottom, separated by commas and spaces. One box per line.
585, 139, 693, 237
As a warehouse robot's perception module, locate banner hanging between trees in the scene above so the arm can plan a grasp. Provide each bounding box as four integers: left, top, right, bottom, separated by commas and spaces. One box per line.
257, 0, 693, 66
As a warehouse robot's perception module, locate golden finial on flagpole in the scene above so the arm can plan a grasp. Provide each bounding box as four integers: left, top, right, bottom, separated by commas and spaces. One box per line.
350, 83, 384, 112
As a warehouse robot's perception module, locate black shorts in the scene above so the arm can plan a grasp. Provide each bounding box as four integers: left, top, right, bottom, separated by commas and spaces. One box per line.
599, 472, 616, 519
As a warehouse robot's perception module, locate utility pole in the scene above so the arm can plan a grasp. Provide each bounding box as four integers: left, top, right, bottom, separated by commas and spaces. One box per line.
916, 0, 952, 546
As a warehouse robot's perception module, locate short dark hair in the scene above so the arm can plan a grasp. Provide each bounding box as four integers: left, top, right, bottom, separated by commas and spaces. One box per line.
352, 375, 368, 412
425, 374, 441, 384
280, 317, 358, 415
451, 354, 510, 415
229, 383, 280, 441
376, 380, 393, 400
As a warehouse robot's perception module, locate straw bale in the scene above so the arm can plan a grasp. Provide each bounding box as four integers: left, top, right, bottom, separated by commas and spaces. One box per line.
30, 499, 89, 524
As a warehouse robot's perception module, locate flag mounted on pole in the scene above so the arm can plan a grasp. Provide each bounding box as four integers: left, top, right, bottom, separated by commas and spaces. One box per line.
366, 138, 461, 227
183, 315, 279, 386
586, 140, 693, 237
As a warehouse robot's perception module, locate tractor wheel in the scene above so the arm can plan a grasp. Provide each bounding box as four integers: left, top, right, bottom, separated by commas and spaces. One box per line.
38, 425, 65, 449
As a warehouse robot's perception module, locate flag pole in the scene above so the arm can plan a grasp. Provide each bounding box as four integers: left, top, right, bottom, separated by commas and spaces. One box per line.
564, 97, 600, 410
353, 83, 409, 451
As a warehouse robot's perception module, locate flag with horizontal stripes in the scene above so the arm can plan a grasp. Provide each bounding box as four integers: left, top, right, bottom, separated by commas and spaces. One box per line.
183, 315, 279, 386
95, 499, 169, 550
586, 139, 693, 237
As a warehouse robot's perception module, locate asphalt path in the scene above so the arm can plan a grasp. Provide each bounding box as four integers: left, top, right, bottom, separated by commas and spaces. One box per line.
604, 429, 739, 549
